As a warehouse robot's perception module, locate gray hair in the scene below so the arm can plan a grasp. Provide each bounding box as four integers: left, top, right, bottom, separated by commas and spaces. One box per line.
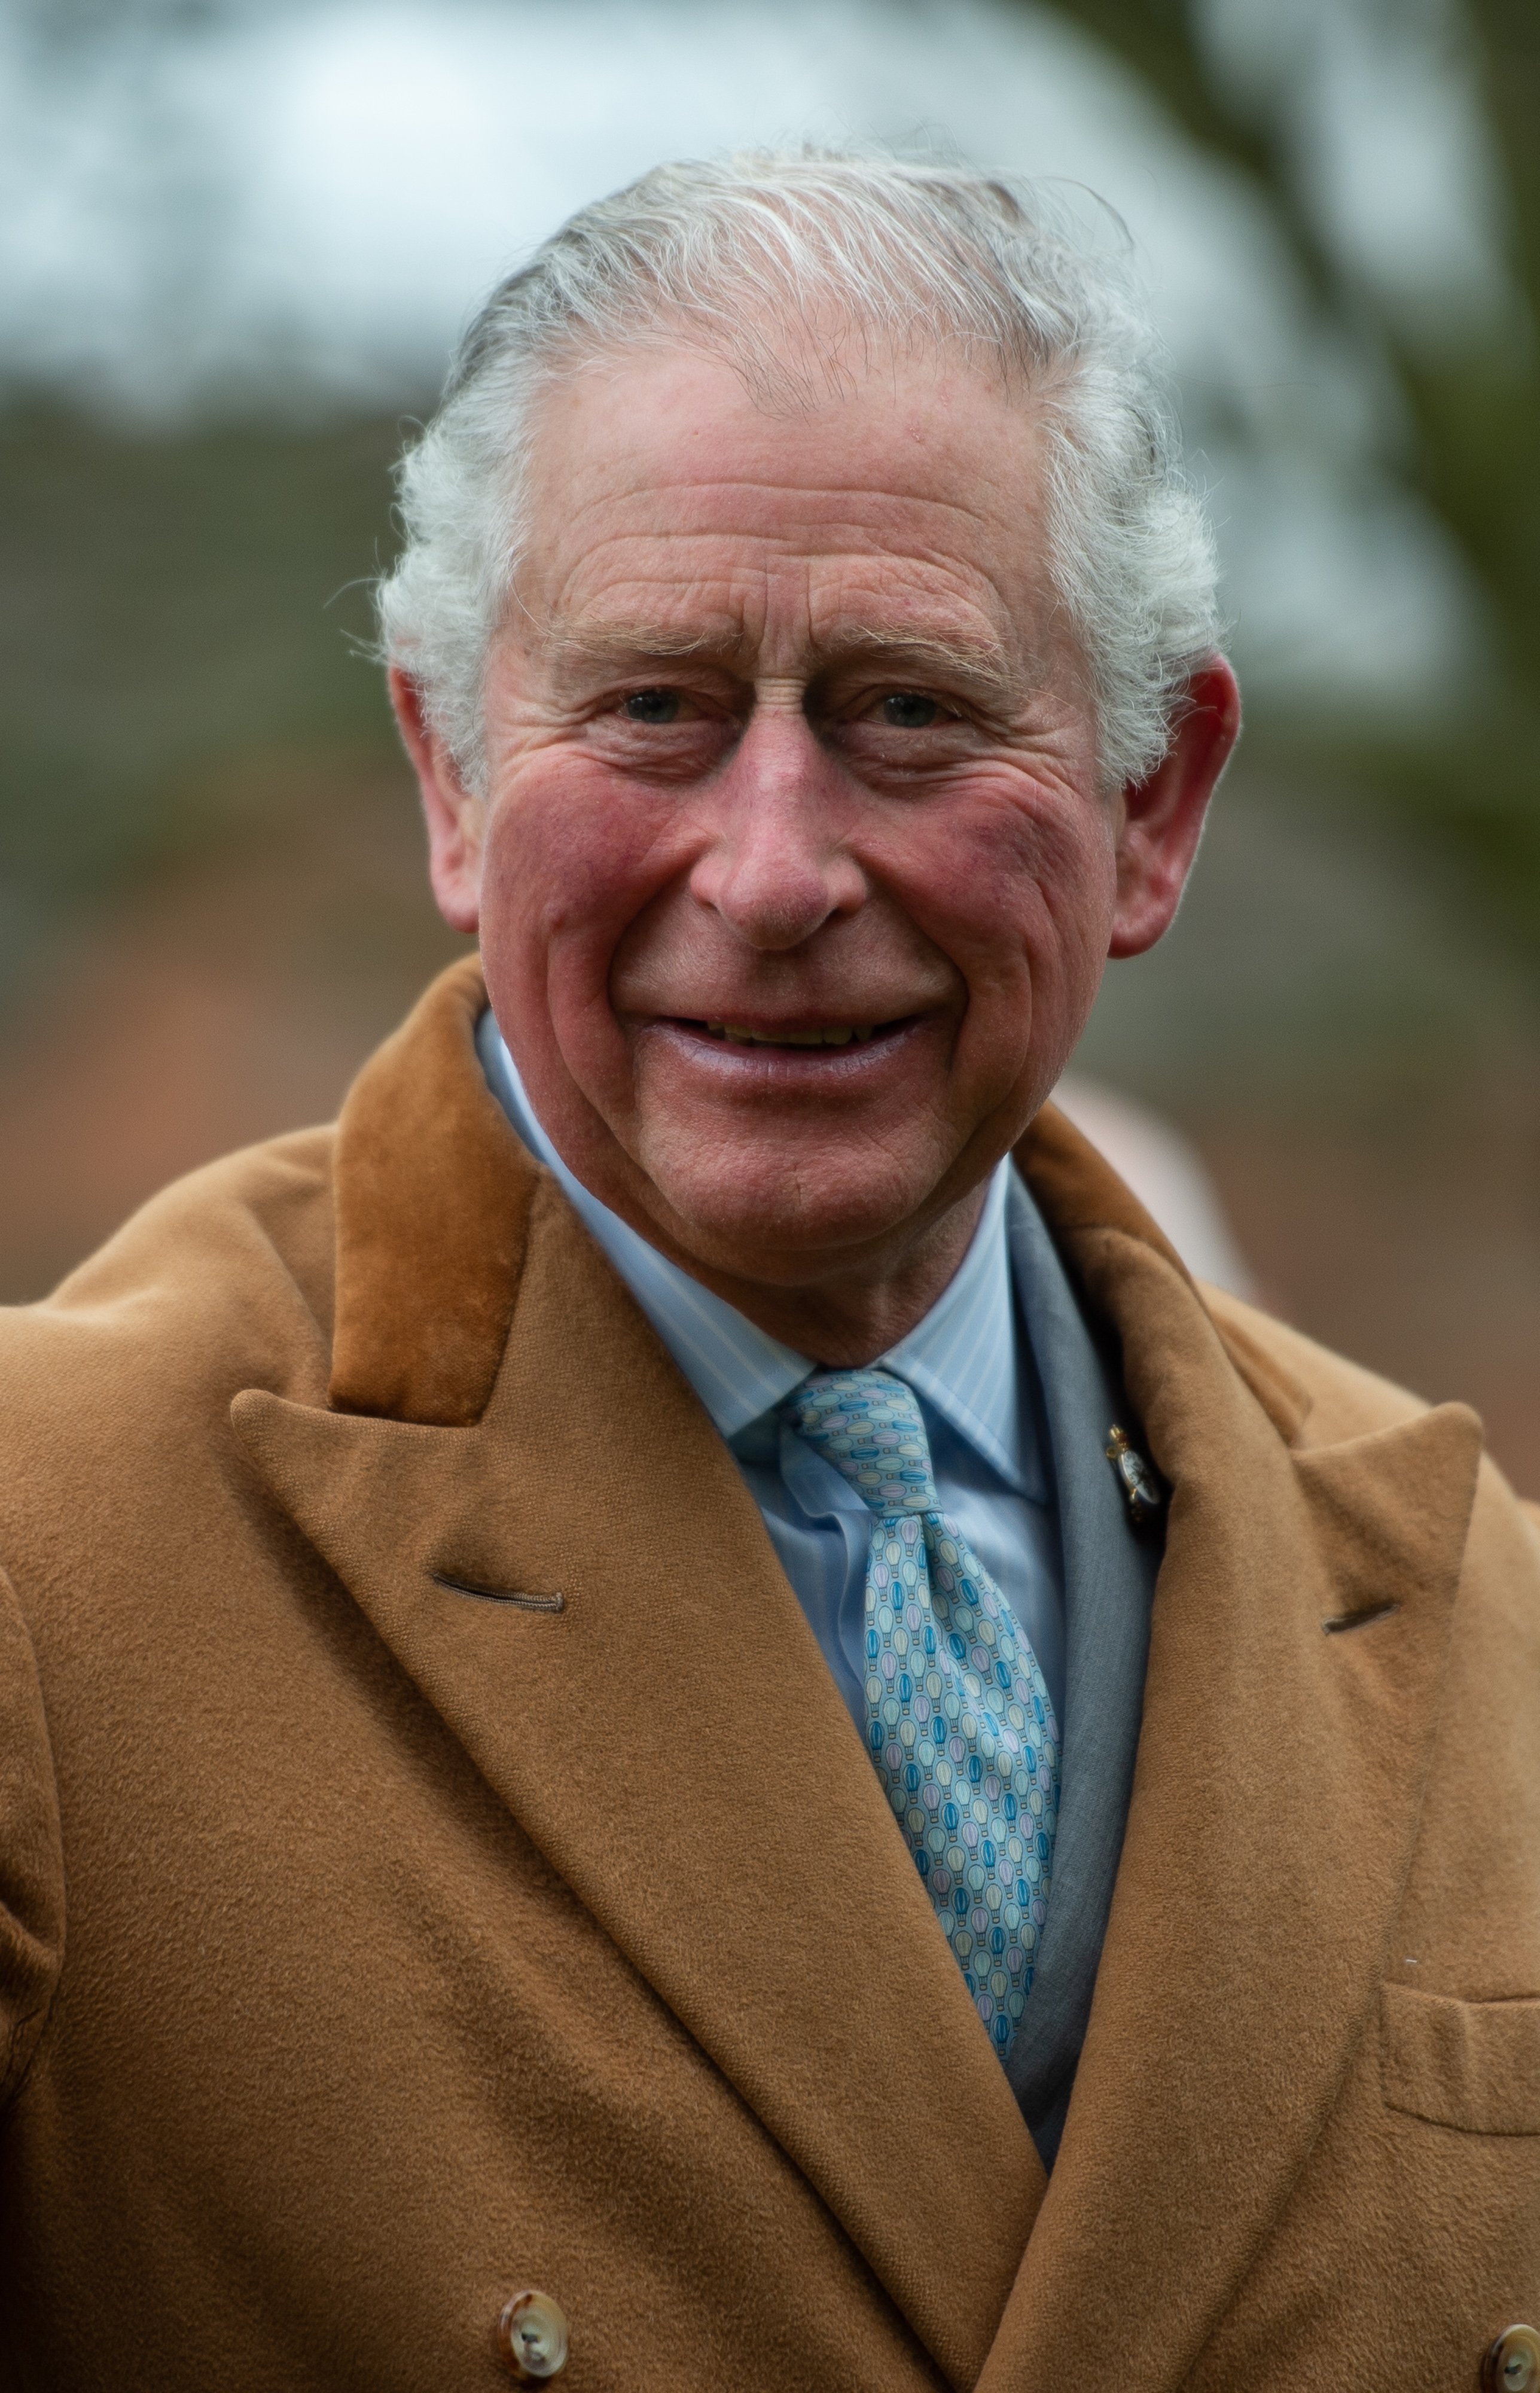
376, 148, 1223, 794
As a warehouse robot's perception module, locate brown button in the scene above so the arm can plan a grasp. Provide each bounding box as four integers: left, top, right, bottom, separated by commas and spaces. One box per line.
496, 2288, 569, 2381
1484, 2326, 1540, 2393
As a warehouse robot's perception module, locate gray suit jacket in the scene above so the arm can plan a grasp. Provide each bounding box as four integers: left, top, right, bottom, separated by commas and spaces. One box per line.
1005, 1171, 1161, 2165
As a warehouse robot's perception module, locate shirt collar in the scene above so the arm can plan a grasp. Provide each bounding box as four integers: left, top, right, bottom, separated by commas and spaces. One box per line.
478, 1012, 1028, 1490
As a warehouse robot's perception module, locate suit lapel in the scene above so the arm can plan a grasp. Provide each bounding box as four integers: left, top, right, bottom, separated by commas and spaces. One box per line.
975, 1180, 1482, 2391
236, 1159, 1043, 2391
1003, 1173, 1160, 2155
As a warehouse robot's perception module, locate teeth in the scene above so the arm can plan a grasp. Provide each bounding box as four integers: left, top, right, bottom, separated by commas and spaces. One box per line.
706, 1022, 877, 1048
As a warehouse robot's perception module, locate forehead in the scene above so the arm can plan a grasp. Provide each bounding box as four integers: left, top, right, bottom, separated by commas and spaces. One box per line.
513, 343, 1053, 662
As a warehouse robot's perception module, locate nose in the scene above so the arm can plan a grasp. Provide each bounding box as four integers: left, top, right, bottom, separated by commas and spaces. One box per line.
687, 711, 865, 952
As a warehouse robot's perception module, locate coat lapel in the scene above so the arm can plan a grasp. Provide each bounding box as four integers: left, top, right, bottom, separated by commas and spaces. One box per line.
1002, 1174, 1161, 2160
975, 1135, 1483, 2391
233, 966, 1044, 2392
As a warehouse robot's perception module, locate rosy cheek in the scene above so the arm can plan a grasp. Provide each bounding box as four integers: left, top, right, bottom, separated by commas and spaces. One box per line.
480, 761, 676, 965
872, 778, 1115, 991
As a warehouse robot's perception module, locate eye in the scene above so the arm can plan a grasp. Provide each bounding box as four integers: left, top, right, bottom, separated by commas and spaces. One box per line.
622, 687, 682, 724
880, 691, 944, 729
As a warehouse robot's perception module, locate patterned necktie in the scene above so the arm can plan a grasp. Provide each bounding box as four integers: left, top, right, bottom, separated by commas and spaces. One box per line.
783, 1368, 1060, 2056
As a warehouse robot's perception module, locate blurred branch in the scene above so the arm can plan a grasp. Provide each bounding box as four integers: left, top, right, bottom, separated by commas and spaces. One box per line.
1470, 0, 1540, 312
1039, 0, 1345, 299
1453, 0, 1540, 670
1039, 0, 1540, 927
9, 0, 220, 53
11, 0, 245, 40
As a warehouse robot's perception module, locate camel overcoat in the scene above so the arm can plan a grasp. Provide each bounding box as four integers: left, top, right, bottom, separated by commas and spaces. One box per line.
0, 957, 1536, 2391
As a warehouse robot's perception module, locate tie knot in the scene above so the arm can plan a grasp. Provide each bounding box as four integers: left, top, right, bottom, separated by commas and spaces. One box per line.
782, 1368, 938, 1515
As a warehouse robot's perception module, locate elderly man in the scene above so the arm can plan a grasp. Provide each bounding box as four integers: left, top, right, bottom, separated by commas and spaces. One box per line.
1, 153, 1535, 2393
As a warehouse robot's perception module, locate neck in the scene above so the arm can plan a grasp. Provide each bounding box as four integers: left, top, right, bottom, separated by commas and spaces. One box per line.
666, 1182, 992, 1366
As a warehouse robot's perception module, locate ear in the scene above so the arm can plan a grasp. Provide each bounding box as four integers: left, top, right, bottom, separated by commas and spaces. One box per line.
389, 667, 486, 936
1108, 658, 1242, 959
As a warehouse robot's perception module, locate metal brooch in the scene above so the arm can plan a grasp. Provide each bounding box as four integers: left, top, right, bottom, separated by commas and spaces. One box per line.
1105, 1424, 1164, 1531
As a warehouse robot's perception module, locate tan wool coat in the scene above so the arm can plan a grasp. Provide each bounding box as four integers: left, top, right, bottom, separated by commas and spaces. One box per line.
0, 955, 1536, 2392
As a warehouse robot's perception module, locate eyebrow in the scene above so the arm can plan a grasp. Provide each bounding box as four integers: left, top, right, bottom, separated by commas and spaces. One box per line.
545, 617, 1018, 692
548, 621, 726, 665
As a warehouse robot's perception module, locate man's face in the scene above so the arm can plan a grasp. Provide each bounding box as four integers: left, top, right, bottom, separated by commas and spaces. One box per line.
408, 344, 1229, 1300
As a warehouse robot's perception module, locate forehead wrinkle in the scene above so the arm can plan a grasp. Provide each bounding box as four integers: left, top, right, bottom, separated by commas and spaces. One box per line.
540, 546, 1018, 656
531, 434, 1028, 564
527, 502, 1037, 695
548, 480, 1015, 575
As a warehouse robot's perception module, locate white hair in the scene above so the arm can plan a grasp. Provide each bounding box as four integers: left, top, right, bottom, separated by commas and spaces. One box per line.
376, 148, 1224, 794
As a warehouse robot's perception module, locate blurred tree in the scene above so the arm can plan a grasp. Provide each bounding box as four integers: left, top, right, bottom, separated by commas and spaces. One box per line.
1041, 0, 1540, 929
10, 0, 260, 42
0, 406, 403, 997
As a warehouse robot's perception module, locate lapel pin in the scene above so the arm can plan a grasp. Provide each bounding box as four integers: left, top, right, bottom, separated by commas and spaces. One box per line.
1105, 1424, 1164, 1531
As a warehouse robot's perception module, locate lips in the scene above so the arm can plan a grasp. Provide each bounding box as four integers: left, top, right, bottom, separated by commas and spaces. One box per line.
702, 1021, 885, 1049
628, 1012, 931, 1074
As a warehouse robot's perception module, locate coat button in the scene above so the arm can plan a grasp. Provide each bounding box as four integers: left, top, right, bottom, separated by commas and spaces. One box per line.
1485, 2327, 1540, 2393
496, 2288, 570, 2380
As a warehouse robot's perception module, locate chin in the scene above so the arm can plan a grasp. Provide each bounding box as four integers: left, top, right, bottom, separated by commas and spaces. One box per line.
639, 1150, 935, 1281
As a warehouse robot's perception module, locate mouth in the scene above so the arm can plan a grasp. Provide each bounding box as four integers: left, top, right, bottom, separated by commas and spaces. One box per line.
657, 1015, 919, 1061
626, 1009, 938, 1085
700, 1019, 893, 1050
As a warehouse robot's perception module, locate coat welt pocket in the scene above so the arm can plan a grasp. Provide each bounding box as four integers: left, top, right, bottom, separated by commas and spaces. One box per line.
1381, 1983, 1540, 2134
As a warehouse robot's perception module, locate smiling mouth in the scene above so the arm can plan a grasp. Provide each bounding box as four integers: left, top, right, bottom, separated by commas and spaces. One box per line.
691, 1018, 906, 1050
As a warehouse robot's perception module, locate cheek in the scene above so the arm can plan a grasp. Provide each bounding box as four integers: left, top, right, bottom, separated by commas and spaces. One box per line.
477, 760, 680, 1000
475, 759, 696, 1128
877, 777, 1117, 1031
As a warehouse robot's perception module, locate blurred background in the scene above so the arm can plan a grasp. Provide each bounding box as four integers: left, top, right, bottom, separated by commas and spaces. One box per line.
2, 0, 1538, 1472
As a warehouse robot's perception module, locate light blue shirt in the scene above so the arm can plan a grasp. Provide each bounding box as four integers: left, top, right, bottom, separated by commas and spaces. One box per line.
477, 1011, 1066, 1732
